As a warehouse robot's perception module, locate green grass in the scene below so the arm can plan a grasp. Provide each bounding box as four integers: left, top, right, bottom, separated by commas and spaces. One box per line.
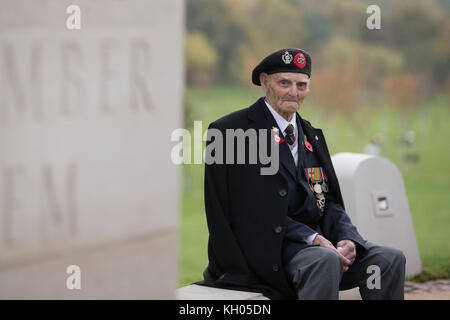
179, 86, 450, 286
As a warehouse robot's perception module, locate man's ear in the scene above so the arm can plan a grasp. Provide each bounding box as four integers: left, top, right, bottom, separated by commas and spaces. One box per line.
260, 73, 268, 90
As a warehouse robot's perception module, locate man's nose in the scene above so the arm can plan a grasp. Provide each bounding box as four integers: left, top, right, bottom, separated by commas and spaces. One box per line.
288, 84, 298, 96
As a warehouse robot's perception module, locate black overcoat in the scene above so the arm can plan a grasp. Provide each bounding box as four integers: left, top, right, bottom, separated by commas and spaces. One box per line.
197, 97, 367, 300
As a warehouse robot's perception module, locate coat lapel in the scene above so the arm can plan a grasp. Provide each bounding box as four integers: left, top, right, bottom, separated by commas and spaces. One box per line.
299, 116, 345, 207
248, 98, 298, 181
278, 139, 298, 181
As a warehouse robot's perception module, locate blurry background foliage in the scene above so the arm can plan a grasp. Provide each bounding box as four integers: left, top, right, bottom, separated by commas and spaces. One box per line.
186, 0, 450, 105
180, 0, 450, 286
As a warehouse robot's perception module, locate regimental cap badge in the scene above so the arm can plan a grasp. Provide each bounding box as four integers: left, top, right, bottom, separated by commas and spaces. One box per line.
281, 51, 293, 64
294, 52, 306, 69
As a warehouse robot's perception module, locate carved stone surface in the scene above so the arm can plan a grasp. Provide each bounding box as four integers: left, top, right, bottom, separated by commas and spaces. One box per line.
0, 0, 184, 299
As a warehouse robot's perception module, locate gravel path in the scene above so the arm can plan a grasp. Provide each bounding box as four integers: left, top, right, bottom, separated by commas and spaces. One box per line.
404, 279, 450, 300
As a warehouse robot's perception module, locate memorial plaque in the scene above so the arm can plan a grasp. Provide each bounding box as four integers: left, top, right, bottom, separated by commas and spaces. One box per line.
0, 0, 184, 299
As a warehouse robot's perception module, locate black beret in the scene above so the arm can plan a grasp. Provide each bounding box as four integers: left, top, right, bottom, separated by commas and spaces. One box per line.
251, 48, 312, 86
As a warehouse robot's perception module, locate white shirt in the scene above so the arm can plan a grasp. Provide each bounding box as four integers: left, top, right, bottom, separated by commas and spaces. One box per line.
264, 99, 318, 245
264, 100, 298, 166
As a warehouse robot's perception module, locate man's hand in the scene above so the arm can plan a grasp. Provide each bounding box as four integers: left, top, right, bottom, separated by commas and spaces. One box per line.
312, 235, 352, 272
336, 239, 357, 268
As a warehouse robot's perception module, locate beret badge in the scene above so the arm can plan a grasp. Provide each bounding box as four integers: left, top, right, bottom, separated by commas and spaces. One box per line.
294, 52, 306, 69
281, 51, 293, 64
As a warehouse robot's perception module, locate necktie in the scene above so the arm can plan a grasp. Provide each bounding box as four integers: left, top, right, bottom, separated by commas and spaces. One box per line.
284, 124, 296, 145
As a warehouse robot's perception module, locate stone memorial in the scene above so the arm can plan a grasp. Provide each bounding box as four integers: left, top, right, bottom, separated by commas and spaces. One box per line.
332, 152, 422, 278
0, 0, 184, 299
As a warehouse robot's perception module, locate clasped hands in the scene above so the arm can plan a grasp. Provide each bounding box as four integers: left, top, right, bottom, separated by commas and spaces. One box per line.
312, 235, 356, 272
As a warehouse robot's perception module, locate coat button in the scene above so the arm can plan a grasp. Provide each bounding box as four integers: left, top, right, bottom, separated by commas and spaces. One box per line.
278, 189, 287, 197
272, 264, 280, 272
274, 226, 283, 233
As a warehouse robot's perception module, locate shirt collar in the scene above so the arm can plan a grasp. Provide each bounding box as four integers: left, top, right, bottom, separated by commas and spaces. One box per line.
264, 99, 297, 135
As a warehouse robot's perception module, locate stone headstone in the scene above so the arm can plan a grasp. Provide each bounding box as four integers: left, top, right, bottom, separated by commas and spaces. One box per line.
0, 0, 184, 299
331, 152, 422, 278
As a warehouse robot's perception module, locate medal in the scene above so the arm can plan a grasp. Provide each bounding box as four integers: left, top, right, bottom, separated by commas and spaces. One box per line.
320, 167, 327, 181
317, 193, 326, 212
304, 167, 329, 213
313, 183, 322, 194
272, 127, 284, 145
305, 167, 327, 185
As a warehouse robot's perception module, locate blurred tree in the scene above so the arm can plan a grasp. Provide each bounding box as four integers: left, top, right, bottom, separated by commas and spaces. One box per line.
185, 0, 450, 97
322, 0, 367, 40
383, 73, 420, 109
187, 0, 307, 84
386, 0, 444, 74
301, 11, 332, 50
429, 19, 450, 89
311, 68, 357, 113
227, 0, 306, 84
229, 43, 260, 85
312, 36, 404, 111
186, 31, 218, 85
187, 0, 246, 83
323, 37, 403, 80
240, 0, 305, 53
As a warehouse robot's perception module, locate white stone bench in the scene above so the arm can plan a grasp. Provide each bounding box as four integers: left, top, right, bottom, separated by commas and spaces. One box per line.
176, 284, 361, 300
176, 284, 269, 300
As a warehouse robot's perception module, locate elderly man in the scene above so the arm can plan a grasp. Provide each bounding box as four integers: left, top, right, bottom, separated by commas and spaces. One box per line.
197, 48, 406, 300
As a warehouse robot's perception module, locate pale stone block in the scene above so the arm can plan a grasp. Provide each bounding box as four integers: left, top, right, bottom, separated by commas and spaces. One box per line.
339, 288, 362, 300
0, 230, 178, 299
176, 284, 269, 300
0, 0, 184, 298
176, 284, 361, 300
332, 152, 422, 278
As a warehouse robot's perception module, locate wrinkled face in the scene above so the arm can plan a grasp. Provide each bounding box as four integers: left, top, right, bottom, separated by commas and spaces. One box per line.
260, 72, 310, 120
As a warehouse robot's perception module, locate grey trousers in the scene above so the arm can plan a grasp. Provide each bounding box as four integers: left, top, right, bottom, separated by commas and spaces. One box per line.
284, 242, 406, 300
